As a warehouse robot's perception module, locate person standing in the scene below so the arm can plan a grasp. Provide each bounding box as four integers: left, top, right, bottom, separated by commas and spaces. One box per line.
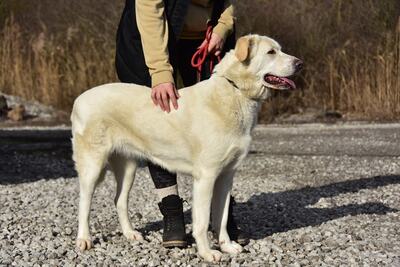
115, 0, 248, 248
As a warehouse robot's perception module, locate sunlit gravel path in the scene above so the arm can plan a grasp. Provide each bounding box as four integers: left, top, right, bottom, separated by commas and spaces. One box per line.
1, 123, 399, 266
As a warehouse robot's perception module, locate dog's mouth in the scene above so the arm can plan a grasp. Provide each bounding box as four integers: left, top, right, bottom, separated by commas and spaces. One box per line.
263, 74, 296, 90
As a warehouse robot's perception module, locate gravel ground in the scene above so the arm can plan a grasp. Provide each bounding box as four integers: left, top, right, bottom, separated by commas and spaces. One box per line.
1, 123, 399, 266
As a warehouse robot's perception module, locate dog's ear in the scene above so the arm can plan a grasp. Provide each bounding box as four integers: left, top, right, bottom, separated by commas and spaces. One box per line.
235, 36, 250, 62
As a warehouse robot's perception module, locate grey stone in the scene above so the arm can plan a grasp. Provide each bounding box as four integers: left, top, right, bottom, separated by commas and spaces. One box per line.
65, 227, 73, 235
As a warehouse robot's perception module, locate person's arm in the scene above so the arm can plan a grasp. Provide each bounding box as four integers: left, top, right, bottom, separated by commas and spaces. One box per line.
213, 3, 235, 42
136, 0, 179, 112
206, 3, 235, 56
135, 0, 174, 87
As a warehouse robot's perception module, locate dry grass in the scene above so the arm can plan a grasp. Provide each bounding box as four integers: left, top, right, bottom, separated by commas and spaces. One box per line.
238, 0, 400, 121
0, 0, 399, 121
0, 0, 122, 110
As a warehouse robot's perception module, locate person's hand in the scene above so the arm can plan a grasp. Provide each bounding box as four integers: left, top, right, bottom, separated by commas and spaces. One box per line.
208, 32, 224, 56
199, 32, 224, 56
151, 82, 180, 113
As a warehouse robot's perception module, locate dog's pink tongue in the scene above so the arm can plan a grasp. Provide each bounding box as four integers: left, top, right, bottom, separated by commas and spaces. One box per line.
281, 77, 296, 89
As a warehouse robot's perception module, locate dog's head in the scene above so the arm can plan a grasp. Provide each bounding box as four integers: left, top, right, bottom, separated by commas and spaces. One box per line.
218, 34, 303, 100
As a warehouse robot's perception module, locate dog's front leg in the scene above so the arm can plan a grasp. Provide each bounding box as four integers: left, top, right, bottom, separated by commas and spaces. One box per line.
192, 174, 222, 262
211, 170, 243, 255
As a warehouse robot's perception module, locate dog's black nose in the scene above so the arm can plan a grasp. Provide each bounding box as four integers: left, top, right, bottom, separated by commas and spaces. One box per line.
294, 59, 304, 72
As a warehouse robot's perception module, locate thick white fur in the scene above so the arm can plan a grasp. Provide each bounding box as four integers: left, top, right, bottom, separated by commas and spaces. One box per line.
71, 34, 299, 262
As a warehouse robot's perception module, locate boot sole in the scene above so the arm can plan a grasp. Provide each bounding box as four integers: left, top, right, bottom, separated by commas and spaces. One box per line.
237, 237, 250, 246
162, 240, 188, 248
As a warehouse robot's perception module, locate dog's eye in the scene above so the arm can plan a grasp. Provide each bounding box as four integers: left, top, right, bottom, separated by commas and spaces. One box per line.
267, 49, 276, 55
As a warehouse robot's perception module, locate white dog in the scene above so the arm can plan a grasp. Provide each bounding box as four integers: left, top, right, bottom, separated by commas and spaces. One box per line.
71, 34, 302, 262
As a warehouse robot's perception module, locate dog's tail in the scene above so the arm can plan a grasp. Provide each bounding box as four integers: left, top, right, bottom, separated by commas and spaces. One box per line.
70, 96, 87, 137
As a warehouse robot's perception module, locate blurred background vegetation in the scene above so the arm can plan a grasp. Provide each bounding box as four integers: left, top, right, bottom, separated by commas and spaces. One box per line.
0, 0, 399, 122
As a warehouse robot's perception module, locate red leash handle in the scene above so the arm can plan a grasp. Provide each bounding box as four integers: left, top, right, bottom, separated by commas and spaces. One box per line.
191, 24, 221, 81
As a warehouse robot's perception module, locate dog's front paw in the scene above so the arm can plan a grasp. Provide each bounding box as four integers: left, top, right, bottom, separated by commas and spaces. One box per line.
199, 249, 223, 262
76, 238, 92, 251
124, 230, 144, 241
220, 241, 243, 255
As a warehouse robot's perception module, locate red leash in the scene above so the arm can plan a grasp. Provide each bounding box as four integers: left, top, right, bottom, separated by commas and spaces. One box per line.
191, 24, 221, 82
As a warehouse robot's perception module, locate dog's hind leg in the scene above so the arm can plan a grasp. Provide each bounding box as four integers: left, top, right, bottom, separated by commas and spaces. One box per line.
74, 139, 107, 251
109, 154, 143, 242
192, 169, 223, 262
211, 169, 243, 255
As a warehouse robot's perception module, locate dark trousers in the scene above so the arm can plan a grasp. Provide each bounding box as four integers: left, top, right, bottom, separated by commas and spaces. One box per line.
116, 38, 202, 189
